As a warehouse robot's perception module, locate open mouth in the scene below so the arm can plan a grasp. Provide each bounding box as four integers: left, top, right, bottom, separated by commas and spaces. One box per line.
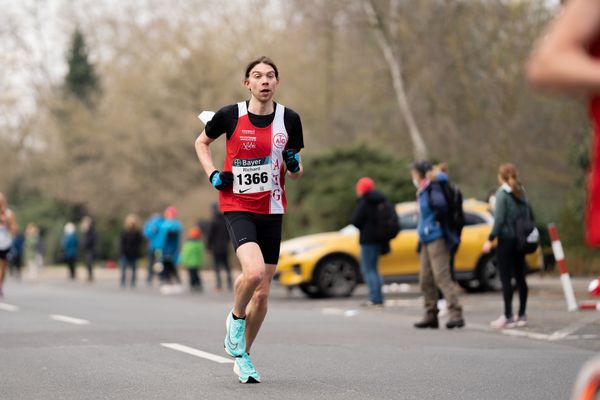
260, 89, 271, 94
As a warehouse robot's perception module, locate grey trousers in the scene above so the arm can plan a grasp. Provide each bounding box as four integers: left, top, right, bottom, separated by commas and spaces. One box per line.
419, 238, 463, 320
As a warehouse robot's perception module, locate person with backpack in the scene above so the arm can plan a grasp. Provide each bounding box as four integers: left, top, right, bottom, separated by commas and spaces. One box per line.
412, 161, 465, 330
428, 163, 465, 314
483, 163, 532, 329
350, 177, 398, 307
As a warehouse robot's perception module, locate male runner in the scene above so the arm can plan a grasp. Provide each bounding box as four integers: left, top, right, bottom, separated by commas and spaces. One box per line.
526, 0, 600, 246
0, 193, 18, 297
194, 56, 304, 383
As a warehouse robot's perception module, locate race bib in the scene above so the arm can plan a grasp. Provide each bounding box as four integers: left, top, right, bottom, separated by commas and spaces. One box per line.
232, 157, 273, 194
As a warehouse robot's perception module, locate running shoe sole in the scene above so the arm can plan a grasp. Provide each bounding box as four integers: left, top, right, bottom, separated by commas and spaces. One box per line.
233, 361, 261, 383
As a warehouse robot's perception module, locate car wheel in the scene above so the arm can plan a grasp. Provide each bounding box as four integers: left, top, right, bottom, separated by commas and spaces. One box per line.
313, 255, 359, 298
457, 280, 479, 293
477, 253, 501, 292
298, 283, 323, 298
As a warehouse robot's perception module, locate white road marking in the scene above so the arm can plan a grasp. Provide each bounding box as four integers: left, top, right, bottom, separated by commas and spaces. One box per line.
468, 321, 600, 342
321, 308, 359, 317
547, 316, 600, 341
160, 343, 234, 364
49, 314, 90, 325
0, 303, 19, 312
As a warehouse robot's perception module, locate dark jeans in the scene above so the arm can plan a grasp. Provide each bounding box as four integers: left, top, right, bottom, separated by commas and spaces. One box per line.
160, 258, 180, 284
8, 255, 22, 280
84, 250, 94, 281
146, 248, 157, 284
213, 254, 232, 290
120, 256, 137, 287
187, 268, 202, 290
497, 238, 528, 319
66, 258, 76, 280
360, 243, 383, 304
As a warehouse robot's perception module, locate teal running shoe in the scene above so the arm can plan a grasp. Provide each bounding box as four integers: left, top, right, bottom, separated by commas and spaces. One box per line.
233, 353, 261, 383
224, 310, 246, 357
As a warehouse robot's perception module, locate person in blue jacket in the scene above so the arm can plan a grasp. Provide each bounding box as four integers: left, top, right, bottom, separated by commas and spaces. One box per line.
157, 206, 182, 285
411, 161, 465, 330
62, 222, 79, 280
143, 212, 164, 285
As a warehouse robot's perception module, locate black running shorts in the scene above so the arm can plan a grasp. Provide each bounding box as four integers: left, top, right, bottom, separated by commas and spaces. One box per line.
223, 212, 283, 265
0, 249, 9, 261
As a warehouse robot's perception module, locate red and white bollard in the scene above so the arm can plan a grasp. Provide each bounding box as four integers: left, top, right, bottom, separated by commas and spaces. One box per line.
548, 224, 578, 312
578, 277, 600, 311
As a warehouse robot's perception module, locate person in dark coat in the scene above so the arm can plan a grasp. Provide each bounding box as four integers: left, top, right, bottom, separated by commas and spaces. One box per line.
120, 214, 143, 288
80, 216, 97, 282
206, 203, 233, 291
350, 177, 390, 307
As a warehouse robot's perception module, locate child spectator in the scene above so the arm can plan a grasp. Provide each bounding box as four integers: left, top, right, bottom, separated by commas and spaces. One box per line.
179, 227, 205, 291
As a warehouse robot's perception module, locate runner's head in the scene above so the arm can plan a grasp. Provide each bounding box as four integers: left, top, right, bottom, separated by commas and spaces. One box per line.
244, 56, 279, 104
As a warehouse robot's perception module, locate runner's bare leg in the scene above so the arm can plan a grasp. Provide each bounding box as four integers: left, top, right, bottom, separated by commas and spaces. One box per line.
0, 260, 7, 290
233, 243, 265, 318
245, 264, 276, 352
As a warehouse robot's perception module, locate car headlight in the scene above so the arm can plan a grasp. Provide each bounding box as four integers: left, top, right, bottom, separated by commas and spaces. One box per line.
287, 243, 324, 256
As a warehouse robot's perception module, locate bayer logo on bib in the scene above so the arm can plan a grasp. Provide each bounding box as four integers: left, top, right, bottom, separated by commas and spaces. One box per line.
232, 156, 273, 194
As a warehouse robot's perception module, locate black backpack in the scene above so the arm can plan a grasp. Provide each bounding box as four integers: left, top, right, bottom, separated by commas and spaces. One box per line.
373, 200, 400, 242
428, 181, 465, 238
511, 194, 539, 254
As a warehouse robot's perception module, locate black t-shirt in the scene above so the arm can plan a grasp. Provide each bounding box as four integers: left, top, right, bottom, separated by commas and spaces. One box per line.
205, 101, 304, 151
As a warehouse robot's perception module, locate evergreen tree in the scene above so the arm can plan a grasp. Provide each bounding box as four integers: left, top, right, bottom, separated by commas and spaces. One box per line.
64, 29, 99, 103
284, 142, 414, 238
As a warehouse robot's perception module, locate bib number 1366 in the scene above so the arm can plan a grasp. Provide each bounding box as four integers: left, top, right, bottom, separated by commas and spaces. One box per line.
237, 172, 269, 186
232, 157, 273, 194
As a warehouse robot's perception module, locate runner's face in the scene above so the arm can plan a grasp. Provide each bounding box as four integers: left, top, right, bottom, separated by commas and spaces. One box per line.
245, 63, 278, 103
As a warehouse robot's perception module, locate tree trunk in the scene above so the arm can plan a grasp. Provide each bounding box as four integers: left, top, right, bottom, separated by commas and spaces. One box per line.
362, 0, 428, 160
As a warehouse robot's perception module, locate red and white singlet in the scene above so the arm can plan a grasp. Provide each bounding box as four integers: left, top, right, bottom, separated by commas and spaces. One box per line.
219, 102, 289, 214
587, 39, 600, 246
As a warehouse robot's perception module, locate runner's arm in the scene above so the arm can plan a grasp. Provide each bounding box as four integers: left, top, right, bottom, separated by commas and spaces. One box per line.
527, 0, 600, 92
195, 131, 218, 179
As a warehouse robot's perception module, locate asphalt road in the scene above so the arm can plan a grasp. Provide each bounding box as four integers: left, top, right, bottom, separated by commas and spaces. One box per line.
1, 267, 598, 400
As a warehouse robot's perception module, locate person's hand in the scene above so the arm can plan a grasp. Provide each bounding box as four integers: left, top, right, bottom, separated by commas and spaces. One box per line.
209, 170, 233, 190
283, 149, 300, 173
482, 240, 493, 254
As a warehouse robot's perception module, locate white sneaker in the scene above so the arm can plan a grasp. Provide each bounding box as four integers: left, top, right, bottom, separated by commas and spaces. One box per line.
437, 299, 448, 317
490, 315, 516, 329
515, 315, 528, 328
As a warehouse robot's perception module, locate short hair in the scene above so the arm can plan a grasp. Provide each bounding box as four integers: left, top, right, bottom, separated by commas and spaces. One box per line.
412, 160, 432, 178
244, 56, 279, 79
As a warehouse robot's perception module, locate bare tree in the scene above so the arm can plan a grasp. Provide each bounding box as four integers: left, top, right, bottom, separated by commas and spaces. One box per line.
362, 0, 428, 160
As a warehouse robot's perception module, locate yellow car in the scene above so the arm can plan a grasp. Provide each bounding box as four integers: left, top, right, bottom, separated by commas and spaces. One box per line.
276, 199, 543, 298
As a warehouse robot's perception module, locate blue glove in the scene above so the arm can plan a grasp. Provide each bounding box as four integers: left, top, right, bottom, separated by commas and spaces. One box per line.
283, 149, 301, 173
209, 170, 233, 190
